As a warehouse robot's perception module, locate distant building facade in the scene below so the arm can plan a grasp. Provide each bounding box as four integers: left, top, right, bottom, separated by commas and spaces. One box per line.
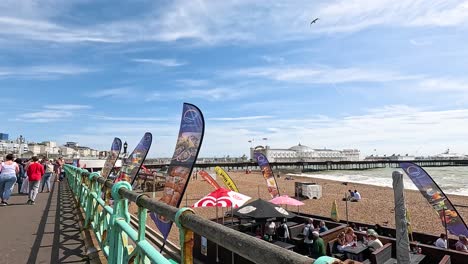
251, 143, 360, 162
0, 133, 9, 140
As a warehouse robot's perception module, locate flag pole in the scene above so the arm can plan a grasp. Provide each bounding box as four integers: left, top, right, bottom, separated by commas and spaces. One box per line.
443, 207, 449, 248
345, 192, 349, 225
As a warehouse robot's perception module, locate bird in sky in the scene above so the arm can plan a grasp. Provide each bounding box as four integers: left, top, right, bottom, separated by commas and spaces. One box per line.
310, 18, 319, 25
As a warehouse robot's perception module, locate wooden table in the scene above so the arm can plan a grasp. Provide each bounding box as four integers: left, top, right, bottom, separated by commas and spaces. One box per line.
272, 240, 296, 251
382, 253, 425, 264
342, 241, 368, 261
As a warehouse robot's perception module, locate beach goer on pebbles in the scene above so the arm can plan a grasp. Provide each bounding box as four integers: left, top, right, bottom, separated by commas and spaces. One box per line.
0, 154, 20, 206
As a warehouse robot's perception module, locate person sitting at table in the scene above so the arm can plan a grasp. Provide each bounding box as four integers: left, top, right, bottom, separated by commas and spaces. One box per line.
311, 231, 326, 259
344, 227, 357, 244
319, 221, 329, 233
435, 233, 447, 249
455, 235, 468, 252
365, 229, 383, 252
303, 218, 315, 256
335, 232, 346, 253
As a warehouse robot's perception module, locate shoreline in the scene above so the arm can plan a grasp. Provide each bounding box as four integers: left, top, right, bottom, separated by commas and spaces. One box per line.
288, 172, 468, 197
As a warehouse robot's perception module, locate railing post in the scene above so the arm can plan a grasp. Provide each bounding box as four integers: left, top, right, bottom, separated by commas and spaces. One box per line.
85, 172, 100, 228
108, 181, 132, 264
175, 208, 196, 264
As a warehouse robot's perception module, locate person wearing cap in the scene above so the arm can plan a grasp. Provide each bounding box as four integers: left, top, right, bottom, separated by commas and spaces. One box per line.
311, 231, 326, 259
366, 229, 383, 252
455, 235, 468, 252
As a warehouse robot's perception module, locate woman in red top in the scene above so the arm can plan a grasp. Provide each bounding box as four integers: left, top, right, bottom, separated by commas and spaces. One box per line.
26, 156, 44, 205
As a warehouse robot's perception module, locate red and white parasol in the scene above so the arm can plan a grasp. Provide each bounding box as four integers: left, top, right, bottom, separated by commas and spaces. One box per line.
192, 187, 251, 208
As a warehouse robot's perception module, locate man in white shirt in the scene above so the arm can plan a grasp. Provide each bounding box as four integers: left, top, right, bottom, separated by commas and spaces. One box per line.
352, 189, 361, 201
366, 229, 383, 252
435, 233, 447, 249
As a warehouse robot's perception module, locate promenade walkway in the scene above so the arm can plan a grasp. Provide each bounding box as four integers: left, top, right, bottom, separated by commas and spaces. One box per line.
0, 180, 92, 264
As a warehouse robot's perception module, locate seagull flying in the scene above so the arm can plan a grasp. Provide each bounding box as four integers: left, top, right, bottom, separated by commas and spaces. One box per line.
310, 18, 319, 25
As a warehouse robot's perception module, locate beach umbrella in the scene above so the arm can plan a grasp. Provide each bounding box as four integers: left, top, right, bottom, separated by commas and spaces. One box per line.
331, 200, 340, 222
269, 194, 304, 212
233, 198, 296, 219
192, 188, 251, 263
192, 187, 251, 209
269, 195, 304, 206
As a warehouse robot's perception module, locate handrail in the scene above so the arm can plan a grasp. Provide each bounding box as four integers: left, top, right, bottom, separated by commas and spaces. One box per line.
64, 164, 312, 264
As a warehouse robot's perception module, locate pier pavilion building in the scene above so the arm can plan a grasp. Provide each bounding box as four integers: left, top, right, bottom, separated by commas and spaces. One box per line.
250, 143, 360, 162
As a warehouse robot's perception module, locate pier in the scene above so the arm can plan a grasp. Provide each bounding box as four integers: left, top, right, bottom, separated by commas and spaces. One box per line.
142, 159, 468, 172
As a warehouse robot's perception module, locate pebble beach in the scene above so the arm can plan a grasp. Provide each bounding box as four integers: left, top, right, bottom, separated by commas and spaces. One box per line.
135, 169, 468, 245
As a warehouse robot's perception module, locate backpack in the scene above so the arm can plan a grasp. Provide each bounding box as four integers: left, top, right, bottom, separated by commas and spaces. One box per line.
277, 224, 286, 237
307, 226, 314, 240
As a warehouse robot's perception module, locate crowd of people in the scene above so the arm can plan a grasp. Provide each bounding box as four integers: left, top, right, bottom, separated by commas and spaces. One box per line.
0, 154, 64, 206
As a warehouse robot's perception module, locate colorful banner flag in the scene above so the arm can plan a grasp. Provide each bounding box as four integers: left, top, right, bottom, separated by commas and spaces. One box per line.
101, 138, 122, 179
114, 132, 152, 186
401, 162, 468, 236
199, 170, 221, 190
331, 200, 339, 222
254, 152, 280, 198
151, 103, 205, 240
214, 166, 239, 192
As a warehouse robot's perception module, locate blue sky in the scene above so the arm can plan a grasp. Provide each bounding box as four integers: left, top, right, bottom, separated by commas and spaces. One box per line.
2, 0, 468, 157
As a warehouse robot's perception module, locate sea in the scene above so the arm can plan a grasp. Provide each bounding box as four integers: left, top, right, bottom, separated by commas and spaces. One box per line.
295, 166, 468, 197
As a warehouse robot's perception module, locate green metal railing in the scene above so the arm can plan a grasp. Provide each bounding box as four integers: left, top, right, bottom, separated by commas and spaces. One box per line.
64, 164, 312, 264
65, 165, 173, 264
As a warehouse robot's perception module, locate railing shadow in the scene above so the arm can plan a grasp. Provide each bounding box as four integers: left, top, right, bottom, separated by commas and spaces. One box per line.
51, 180, 89, 263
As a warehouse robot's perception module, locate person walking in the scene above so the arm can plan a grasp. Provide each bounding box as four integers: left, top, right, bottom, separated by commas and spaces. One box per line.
0, 154, 20, 206
26, 156, 44, 205
15, 158, 26, 194
41, 159, 53, 193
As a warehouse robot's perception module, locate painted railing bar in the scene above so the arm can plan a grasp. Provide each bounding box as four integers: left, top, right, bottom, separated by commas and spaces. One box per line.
129, 215, 184, 263
115, 219, 172, 264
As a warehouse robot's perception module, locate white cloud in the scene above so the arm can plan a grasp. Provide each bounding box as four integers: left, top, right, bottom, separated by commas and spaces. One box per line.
3, 1, 467, 46
0, 65, 94, 79
91, 115, 168, 122
232, 66, 420, 84
45, 104, 92, 110
132, 58, 187, 67
16, 110, 72, 123
87, 88, 134, 98
417, 78, 468, 92
209, 116, 274, 121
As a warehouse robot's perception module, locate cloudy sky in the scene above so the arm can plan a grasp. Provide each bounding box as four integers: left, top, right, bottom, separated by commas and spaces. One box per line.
2, 0, 468, 157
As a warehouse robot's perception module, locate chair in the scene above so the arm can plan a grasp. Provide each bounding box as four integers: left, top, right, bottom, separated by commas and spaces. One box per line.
369, 243, 392, 264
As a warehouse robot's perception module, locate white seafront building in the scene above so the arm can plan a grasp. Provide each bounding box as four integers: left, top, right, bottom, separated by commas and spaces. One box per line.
250, 143, 360, 162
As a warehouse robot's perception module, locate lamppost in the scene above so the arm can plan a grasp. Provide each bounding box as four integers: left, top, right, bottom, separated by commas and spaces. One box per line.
123, 141, 128, 158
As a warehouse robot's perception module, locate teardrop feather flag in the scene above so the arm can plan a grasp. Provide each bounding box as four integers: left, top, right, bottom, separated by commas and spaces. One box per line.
214, 166, 239, 192
151, 103, 205, 240
254, 152, 280, 198
401, 162, 468, 236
